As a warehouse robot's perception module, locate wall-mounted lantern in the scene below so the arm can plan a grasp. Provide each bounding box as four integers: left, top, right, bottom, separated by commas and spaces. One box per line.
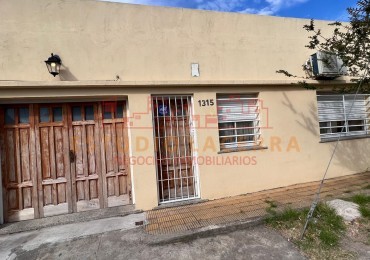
44, 53, 62, 77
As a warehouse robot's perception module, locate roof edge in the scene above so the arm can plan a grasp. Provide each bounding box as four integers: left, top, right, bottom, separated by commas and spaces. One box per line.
0, 79, 354, 89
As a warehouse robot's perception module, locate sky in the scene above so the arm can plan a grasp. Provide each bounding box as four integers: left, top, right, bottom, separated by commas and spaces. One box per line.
100, 0, 358, 21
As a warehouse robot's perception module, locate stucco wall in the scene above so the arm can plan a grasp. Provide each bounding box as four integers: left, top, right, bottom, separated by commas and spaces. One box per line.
0, 0, 367, 212
0, 0, 345, 82
0, 86, 368, 210
193, 87, 370, 201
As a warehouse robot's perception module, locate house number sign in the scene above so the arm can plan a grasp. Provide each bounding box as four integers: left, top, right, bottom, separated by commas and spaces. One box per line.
198, 99, 214, 107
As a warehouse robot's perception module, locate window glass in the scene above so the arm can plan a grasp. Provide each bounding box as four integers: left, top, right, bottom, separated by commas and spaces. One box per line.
218, 122, 236, 146
331, 121, 344, 133
72, 106, 82, 121
175, 104, 184, 116
104, 111, 112, 119
103, 103, 114, 119
236, 121, 254, 143
5, 108, 15, 125
319, 122, 330, 135
116, 104, 124, 118
40, 107, 50, 123
85, 106, 94, 120
53, 107, 63, 122
348, 120, 364, 132
19, 107, 30, 124
219, 122, 234, 136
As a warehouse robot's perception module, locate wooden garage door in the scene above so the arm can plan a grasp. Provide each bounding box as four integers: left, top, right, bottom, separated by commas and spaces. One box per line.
69, 103, 103, 213
0, 102, 131, 222
101, 101, 131, 207
0, 105, 39, 221
35, 104, 72, 218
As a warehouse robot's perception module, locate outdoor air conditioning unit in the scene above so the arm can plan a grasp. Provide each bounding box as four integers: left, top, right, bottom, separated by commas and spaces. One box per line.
309, 51, 347, 79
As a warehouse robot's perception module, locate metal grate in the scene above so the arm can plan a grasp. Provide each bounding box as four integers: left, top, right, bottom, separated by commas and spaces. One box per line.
217, 95, 261, 150
152, 95, 199, 203
317, 94, 370, 140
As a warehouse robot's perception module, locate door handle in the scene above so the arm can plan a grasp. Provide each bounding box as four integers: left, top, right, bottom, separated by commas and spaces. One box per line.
69, 150, 75, 163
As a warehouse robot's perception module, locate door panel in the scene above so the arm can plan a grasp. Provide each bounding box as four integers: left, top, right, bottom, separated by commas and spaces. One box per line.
0, 106, 38, 222
35, 104, 71, 217
69, 104, 103, 212
101, 101, 131, 207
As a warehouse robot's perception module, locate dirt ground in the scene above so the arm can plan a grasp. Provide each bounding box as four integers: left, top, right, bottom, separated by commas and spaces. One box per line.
340, 218, 370, 259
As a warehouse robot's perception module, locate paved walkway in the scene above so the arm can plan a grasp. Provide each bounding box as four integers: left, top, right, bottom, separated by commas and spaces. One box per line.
4, 225, 306, 260
0, 213, 145, 259
145, 172, 370, 234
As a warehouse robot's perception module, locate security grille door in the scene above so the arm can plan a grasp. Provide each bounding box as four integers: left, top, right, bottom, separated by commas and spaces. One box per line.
152, 96, 199, 203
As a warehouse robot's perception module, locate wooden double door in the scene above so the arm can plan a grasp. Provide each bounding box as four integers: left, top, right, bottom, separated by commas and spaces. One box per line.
0, 101, 131, 222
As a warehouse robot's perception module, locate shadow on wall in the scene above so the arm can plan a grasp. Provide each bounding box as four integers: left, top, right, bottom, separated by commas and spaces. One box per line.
281, 91, 319, 137
282, 92, 370, 173
333, 140, 370, 173
59, 65, 78, 81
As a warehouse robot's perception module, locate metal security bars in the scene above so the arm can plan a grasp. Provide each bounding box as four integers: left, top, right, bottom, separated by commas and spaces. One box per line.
317, 94, 370, 140
217, 94, 261, 150
152, 96, 199, 203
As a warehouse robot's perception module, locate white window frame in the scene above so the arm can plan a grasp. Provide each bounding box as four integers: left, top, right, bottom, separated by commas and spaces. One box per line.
317, 93, 370, 141
217, 94, 261, 151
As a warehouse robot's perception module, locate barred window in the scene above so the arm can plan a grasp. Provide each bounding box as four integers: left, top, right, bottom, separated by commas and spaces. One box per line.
217, 94, 261, 151
317, 93, 370, 140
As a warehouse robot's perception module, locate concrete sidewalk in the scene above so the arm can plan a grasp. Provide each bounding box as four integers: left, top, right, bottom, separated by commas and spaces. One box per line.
0, 213, 145, 259
0, 204, 140, 235
2, 224, 306, 260
145, 172, 370, 234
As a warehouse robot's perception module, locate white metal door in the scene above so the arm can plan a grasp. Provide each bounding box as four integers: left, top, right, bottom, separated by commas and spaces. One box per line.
152, 95, 199, 203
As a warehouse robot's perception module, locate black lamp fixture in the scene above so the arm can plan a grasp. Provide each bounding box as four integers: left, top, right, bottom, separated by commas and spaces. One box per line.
44, 53, 62, 77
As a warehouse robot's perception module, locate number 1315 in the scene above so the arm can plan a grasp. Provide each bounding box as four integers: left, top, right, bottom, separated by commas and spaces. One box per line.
198, 99, 214, 107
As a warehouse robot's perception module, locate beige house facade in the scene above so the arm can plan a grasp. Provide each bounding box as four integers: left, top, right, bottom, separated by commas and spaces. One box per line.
0, 0, 369, 224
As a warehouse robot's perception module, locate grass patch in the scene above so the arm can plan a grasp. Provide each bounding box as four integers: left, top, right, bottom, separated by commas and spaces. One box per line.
345, 194, 370, 247
302, 203, 345, 248
265, 207, 302, 228
266, 194, 370, 258
264, 199, 277, 208
362, 184, 370, 190
265, 200, 278, 216
319, 229, 340, 247
266, 203, 349, 259
359, 206, 370, 219
346, 194, 370, 220
348, 194, 370, 205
